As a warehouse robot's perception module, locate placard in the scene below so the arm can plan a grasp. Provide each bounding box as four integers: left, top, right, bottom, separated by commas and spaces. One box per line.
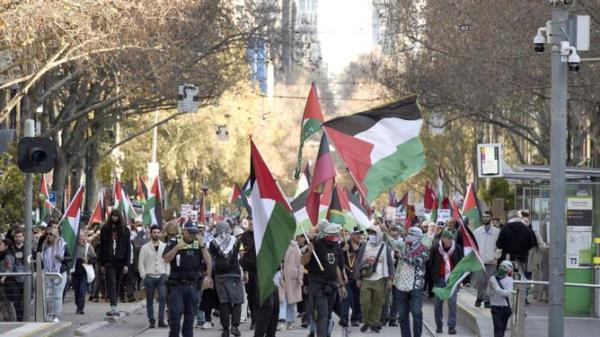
477, 143, 503, 178
437, 209, 451, 223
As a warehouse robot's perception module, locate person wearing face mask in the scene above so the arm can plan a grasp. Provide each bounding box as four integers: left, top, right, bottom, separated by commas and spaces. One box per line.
488, 261, 514, 337
380, 224, 430, 337
98, 209, 131, 316
139, 225, 170, 328
353, 225, 394, 333
473, 211, 500, 308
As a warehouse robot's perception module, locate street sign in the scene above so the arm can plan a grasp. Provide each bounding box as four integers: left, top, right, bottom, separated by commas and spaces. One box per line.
48, 191, 56, 207
177, 84, 199, 113
477, 143, 503, 178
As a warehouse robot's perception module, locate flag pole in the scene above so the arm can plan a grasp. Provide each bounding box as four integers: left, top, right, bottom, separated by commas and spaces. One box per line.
299, 224, 324, 271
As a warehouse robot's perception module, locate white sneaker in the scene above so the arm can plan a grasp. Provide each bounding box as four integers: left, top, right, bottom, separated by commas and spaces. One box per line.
277, 323, 286, 331
287, 323, 294, 330
202, 322, 213, 329
52, 317, 60, 323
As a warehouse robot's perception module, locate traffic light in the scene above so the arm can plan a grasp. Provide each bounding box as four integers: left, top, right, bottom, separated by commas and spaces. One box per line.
17, 137, 57, 173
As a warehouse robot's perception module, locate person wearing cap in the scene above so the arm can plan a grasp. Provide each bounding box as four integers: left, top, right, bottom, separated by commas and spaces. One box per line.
208, 221, 245, 337
163, 220, 213, 337
353, 225, 394, 333
428, 229, 463, 335
139, 225, 170, 328
488, 261, 514, 337
339, 226, 364, 327
302, 221, 347, 337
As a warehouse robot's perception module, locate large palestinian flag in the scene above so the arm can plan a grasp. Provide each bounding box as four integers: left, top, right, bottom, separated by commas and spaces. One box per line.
143, 175, 163, 226
323, 96, 425, 203
294, 81, 325, 178
462, 182, 482, 227
60, 185, 85, 255
306, 134, 336, 225
113, 178, 136, 220
432, 201, 484, 300
249, 140, 296, 304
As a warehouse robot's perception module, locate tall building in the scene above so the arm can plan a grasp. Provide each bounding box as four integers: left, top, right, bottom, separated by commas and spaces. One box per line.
372, 0, 392, 54
295, 0, 322, 69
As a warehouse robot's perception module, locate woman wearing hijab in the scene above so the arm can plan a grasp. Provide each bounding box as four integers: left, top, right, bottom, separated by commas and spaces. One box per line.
209, 221, 245, 337
41, 227, 68, 322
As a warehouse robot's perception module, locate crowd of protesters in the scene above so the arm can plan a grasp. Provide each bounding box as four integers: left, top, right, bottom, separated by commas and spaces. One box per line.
0, 208, 543, 337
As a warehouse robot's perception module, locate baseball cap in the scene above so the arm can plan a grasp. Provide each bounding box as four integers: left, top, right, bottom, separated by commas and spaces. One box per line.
183, 221, 199, 233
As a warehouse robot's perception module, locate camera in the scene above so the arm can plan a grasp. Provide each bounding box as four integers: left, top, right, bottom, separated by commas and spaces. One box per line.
567, 52, 580, 72
533, 28, 546, 53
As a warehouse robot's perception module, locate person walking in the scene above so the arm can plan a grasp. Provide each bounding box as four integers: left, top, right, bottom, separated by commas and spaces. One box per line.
339, 226, 363, 327
163, 221, 213, 337
98, 210, 132, 316
0, 238, 17, 321
473, 211, 500, 308
41, 227, 69, 322
240, 216, 257, 330
496, 211, 536, 273
354, 225, 394, 333
429, 229, 463, 335
209, 221, 245, 337
302, 222, 347, 337
11, 228, 28, 321
72, 231, 96, 314
277, 239, 304, 330
139, 225, 169, 328
489, 261, 514, 337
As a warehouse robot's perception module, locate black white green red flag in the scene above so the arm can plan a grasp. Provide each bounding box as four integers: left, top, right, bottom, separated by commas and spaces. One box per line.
346, 187, 371, 230
59, 185, 85, 255
113, 178, 136, 220
143, 175, 163, 226
291, 164, 312, 236
323, 96, 425, 203
249, 140, 296, 304
38, 174, 54, 224
88, 193, 105, 226
306, 133, 336, 225
462, 182, 482, 227
294, 82, 325, 179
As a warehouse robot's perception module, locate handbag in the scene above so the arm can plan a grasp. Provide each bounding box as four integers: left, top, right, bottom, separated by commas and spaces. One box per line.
82, 244, 96, 283
360, 245, 384, 279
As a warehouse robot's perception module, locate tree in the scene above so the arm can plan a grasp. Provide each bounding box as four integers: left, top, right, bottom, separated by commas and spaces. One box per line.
0, 152, 24, 231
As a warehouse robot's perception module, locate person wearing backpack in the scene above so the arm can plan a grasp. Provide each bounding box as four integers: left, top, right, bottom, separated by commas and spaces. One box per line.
209, 221, 245, 337
488, 261, 514, 337
353, 225, 394, 333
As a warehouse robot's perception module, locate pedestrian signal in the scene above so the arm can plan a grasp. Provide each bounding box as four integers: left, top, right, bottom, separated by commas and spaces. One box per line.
17, 137, 57, 173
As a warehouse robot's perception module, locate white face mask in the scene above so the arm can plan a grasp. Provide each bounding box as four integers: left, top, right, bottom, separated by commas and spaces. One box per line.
368, 234, 379, 244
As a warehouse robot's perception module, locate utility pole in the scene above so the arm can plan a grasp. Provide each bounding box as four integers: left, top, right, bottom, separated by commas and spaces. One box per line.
23, 119, 34, 321
548, 5, 568, 337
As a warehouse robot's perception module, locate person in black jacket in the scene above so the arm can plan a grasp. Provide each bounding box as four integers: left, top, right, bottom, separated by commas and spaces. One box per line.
496, 211, 536, 271
97, 209, 131, 316
429, 230, 463, 335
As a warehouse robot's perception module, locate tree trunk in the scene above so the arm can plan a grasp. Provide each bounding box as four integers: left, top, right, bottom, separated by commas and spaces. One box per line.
52, 150, 68, 214
84, 142, 100, 215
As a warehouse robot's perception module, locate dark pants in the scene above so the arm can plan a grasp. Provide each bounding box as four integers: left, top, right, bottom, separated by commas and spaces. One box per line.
389, 286, 399, 321
309, 280, 337, 337
491, 306, 512, 337
220, 303, 242, 329
72, 271, 88, 312
340, 278, 362, 322
254, 289, 279, 337
245, 272, 257, 324
397, 289, 423, 337
145, 275, 167, 323
105, 263, 125, 307
168, 284, 198, 337
92, 263, 105, 299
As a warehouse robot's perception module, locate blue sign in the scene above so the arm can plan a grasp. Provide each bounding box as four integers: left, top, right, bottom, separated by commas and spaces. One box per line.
48, 191, 56, 207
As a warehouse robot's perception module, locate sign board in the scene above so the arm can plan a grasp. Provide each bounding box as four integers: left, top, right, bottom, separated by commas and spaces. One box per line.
177, 84, 199, 113
415, 202, 426, 216
566, 229, 592, 269
477, 143, 503, 178
180, 204, 192, 217
437, 209, 451, 223
48, 191, 56, 207
567, 197, 593, 227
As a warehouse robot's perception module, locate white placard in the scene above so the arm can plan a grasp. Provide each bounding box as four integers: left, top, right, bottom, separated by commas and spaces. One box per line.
477, 143, 503, 178
437, 209, 451, 223
181, 203, 192, 216
177, 84, 199, 113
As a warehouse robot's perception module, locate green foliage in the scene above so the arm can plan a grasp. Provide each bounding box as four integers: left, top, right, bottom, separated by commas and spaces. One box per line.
0, 153, 25, 232
479, 178, 515, 211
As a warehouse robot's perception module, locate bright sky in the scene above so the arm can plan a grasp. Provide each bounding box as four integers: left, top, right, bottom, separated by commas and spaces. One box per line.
318, 0, 374, 75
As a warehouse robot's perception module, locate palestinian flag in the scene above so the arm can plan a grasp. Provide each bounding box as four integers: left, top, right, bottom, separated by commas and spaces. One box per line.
462, 182, 482, 227
294, 81, 325, 178
432, 170, 444, 222
346, 187, 371, 230
323, 96, 425, 203
59, 185, 85, 255
306, 134, 336, 225
291, 164, 312, 236
432, 201, 484, 301
327, 185, 356, 231
88, 193, 105, 226
113, 178, 136, 220
230, 183, 242, 205
38, 174, 54, 224
397, 192, 408, 211
388, 190, 398, 207
136, 174, 148, 203
143, 175, 163, 226
424, 181, 436, 210
249, 140, 296, 303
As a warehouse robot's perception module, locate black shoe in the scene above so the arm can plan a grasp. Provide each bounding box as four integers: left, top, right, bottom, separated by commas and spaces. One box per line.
475, 298, 482, 307
307, 332, 315, 337
436, 327, 443, 333
360, 324, 370, 332
222, 328, 229, 337
351, 321, 360, 327
231, 326, 241, 337
301, 321, 308, 328
149, 321, 156, 329
448, 327, 457, 335
339, 319, 348, 327
76, 309, 84, 315
370, 325, 381, 333
484, 301, 491, 309
128, 297, 136, 303
388, 319, 398, 327
158, 321, 167, 328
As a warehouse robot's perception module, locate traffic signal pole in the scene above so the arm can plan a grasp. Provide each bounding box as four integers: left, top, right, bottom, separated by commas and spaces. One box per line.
23, 119, 34, 321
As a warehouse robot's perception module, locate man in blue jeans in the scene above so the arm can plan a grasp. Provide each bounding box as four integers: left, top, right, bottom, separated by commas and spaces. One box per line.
381, 225, 430, 337
138, 225, 170, 328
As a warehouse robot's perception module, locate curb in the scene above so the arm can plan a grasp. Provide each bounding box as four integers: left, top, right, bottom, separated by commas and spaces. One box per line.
74, 300, 145, 337
455, 291, 495, 337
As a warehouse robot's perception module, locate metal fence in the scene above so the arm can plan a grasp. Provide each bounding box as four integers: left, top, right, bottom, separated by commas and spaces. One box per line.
0, 270, 63, 322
